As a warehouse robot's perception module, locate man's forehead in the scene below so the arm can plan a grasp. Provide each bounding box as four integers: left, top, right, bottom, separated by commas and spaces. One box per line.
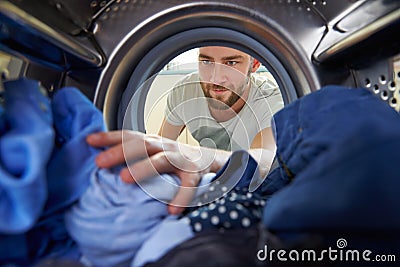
198, 46, 249, 59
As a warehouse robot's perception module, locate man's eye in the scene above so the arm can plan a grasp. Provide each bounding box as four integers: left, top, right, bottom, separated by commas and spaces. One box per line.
200, 60, 213, 65
226, 61, 238, 66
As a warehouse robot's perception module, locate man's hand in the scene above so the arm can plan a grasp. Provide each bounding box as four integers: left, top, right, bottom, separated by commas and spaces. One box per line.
86, 130, 219, 215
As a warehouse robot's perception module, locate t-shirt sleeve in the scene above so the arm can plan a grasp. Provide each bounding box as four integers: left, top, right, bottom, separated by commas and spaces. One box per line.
266, 86, 285, 126
165, 73, 203, 127
256, 79, 284, 130
165, 79, 186, 126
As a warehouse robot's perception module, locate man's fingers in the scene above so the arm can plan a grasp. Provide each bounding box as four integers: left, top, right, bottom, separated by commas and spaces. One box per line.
95, 143, 126, 168
121, 151, 201, 215
90, 131, 204, 214
91, 131, 163, 169
168, 172, 200, 215
86, 130, 123, 147
121, 152, 175, 183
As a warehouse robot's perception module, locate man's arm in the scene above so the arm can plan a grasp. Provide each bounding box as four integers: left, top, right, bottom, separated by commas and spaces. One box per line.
204, 127, 275, 181
86, 128, 276, 214
157, 117, 185, 140
248, 127, 276, 178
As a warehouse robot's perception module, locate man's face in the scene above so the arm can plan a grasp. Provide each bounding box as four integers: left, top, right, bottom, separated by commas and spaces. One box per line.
198, 46, 260, 110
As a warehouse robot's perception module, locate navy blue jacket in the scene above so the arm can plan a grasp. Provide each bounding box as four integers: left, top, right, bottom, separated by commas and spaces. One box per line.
263, 85, 400, 255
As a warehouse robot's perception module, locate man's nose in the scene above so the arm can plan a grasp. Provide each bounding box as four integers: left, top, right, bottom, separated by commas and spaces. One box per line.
209, 63, 227, 85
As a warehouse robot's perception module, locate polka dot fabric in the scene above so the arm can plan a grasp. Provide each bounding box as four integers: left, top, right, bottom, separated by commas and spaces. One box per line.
184, 185, 266, 233
180, 150, 268, 233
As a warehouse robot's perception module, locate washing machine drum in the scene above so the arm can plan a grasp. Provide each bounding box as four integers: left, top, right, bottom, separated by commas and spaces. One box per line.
93, 0, 333, 131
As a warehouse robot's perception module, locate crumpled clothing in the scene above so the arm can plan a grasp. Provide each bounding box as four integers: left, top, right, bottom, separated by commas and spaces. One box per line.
45, 86, 105, 215
0, 78, 54, 234
64, 163, 216, 267
119, 85, 400, 267
0, 77, 273, 267
183, 150, 265, 233
131, 217, 194, 267
0, 80, 104, 265
270, 85, 399, 182
64, 167, 200, 267
65, 149, 265, 267
142, 225, 262, 267
65, 168, 173, 267
133, 150, 265, 267
263, 85, 400, 236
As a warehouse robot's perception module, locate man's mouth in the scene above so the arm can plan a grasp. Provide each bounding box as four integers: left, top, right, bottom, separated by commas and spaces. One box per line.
210, 85, 229, 94
212, 88, 228, 94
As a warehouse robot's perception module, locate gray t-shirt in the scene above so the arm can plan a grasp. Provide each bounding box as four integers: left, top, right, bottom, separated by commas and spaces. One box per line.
165, 72, 283, 151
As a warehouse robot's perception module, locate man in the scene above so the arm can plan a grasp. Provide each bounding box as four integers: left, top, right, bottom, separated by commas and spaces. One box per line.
159, 46, 283, 152
87, 46, 283, 215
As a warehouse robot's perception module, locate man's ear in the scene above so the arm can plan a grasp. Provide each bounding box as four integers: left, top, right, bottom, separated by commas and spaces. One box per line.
251, 59, 261, 73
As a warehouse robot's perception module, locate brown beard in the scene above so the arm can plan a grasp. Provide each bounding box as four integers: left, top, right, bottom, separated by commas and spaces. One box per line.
202, 83, 241, 110
200, 65, 252, 110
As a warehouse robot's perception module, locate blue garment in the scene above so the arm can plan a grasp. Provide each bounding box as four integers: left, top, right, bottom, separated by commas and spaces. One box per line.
64, 163, 215, 267
263, 86, 400, 245
269, 85, 399, 182
0, 79, 54, 234
45, 86, 105, 215
184, 150, 265, 233
133, 150, 266, 267
65, 169, 194, 267
65, 150, 265, 267
0, 78, 270, 266
0, 81, 104, 265
132, 216, 194, 267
